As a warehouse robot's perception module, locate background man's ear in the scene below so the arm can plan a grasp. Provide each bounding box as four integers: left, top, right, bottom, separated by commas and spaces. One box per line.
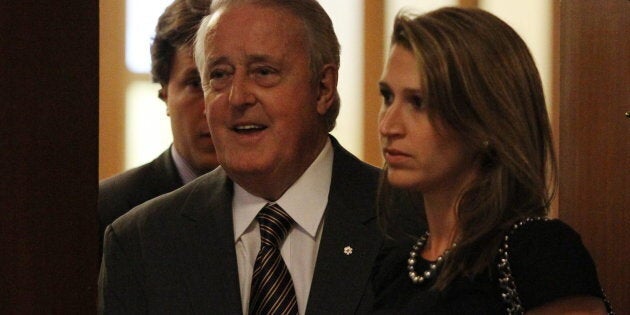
158, 87, 170, 116
158, 87, 167, 101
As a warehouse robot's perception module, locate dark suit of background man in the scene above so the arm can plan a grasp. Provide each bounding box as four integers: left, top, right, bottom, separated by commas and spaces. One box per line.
98, 0, 384, 314
98, 0, 217, 249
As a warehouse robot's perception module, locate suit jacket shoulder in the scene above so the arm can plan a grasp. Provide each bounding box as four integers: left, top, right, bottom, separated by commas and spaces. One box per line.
100, 167, 243, 314
98, 148, 183, 241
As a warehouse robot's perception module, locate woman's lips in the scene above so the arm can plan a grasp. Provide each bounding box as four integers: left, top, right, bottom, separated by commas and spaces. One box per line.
383, 148, 411, 165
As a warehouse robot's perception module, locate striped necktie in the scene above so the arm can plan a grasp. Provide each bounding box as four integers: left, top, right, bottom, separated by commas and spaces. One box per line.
249, 203, 298, 315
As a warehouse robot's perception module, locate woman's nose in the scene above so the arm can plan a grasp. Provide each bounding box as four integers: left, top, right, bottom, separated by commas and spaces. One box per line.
379, 104, 404, 137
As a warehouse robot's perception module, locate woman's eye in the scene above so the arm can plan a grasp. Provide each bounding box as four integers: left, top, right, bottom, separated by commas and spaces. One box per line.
380, 89, 393, 106
411, 94, 423, 108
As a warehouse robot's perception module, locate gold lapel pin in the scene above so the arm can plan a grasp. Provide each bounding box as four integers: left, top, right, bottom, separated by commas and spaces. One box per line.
343, 246, 353, 255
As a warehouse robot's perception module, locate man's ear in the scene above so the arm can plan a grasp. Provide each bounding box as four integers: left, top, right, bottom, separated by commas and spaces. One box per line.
316, 64, 338, 115
158, 87, 170, 116
158, 86, 167, 101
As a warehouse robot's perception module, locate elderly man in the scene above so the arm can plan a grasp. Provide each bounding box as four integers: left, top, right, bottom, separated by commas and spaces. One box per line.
99, 0, 382, 314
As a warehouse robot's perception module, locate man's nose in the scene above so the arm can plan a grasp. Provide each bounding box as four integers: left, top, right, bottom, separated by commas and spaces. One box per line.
228, 73, 255, 107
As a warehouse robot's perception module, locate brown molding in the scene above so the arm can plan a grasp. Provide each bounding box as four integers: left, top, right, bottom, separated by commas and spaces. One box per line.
549, 0, 561, 218
363, 0, 385, 167
458, 0, 479, 7
99, 0, 127, 180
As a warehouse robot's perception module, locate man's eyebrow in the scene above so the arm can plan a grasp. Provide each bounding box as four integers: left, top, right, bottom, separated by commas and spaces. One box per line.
247, 54, 284, 65
206, 56, 230, 68
183, 67, 200, 78
247, 54, 271, 63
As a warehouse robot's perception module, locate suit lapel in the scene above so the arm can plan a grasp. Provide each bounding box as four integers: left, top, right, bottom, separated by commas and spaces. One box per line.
175, 168, 243, 314
306, 139, 382, 314
307, 198, 382, 314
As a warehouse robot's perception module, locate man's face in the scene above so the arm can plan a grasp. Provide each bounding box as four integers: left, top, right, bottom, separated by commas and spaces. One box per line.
200, 4, 332, 200
163, 47, 217, 175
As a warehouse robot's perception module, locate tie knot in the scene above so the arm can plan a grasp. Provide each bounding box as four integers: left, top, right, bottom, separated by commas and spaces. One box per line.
257, 203, 294, 247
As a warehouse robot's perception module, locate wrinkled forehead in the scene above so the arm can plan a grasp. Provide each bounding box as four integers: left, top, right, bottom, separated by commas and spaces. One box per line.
194, 3, 311, 83
208, 3, 305, 37
204, 4, 307, 57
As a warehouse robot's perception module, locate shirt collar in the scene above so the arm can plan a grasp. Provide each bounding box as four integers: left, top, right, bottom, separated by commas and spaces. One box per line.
171, 145, 198, 184
233, 138, 334, 241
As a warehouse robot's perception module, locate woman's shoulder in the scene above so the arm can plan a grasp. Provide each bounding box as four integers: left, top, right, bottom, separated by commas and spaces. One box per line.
508, 217, 578, 240
505, 217, 595, 271
503, 217, 605, 310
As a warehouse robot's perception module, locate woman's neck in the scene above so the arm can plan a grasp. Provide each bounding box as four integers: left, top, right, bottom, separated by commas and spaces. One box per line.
420, 166, 478, 260
422, 192, 459, 261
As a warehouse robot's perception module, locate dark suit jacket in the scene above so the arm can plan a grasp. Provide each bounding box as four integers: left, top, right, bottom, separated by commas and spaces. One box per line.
98, 147, 183, 249
99, 138, 383, 314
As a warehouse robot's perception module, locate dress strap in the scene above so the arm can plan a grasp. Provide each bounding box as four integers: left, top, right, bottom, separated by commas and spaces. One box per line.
497, 217, 548, 314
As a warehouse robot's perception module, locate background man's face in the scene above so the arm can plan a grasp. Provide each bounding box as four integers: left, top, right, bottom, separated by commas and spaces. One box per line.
165, 47, 217, 174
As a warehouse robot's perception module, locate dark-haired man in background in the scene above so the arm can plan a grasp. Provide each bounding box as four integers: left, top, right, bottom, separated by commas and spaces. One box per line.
98, 0, 217, 249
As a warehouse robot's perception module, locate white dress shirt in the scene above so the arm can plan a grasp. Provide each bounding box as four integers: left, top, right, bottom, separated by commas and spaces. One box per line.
232, 138, 333, 315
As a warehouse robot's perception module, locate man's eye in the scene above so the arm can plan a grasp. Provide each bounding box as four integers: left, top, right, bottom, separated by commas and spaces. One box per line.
255, 67, 276, 76
252, 67, 280, 87
187, 78, 201, 88
208, 68, 232, 90
209, 70, 227, 79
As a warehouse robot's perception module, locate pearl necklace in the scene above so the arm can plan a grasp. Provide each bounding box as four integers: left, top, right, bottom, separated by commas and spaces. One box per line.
407, 231, 456, 284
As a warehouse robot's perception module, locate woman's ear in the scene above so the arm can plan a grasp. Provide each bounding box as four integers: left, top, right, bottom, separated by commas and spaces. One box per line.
316, 64, 338, 115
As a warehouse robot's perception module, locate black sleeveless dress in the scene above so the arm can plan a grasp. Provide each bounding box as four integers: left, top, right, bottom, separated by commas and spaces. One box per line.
373, 219, 609, 314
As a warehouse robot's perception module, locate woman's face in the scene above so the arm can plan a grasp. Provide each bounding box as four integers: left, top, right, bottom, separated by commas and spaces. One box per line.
378, 44, 477, 195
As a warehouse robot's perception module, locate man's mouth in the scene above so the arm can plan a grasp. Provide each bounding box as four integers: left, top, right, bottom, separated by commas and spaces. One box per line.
233, 124, 267, 134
